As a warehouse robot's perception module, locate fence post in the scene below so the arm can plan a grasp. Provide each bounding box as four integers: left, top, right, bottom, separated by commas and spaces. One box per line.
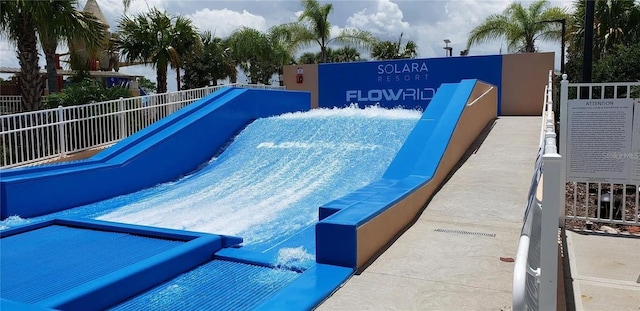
539, 152, 562, 311
559, 75, 569, 159
119, 97, 126, 139
559, 75, 569, 226
57, 105, 67, 157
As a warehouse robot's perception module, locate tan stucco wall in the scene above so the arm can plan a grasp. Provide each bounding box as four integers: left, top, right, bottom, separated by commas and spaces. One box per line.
283, 64, 318, 109
501, 52, 554, 116
355, 81, 498, 269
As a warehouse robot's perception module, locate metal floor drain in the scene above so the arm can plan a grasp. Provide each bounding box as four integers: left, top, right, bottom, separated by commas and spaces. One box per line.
434, 228, 496, 238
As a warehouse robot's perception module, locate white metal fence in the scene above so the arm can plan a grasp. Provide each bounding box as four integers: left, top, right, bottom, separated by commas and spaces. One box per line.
513, 70, 563, 311
0, 96, 43, 115
559, 78, 640, 229
0, 83, 284, 168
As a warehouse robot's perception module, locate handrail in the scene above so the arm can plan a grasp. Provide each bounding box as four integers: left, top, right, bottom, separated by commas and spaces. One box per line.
466, 86, 494, 106
513, 70, 557, 311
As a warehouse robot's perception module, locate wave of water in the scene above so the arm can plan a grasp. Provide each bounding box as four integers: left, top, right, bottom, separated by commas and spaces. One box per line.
1, 105, 421, 251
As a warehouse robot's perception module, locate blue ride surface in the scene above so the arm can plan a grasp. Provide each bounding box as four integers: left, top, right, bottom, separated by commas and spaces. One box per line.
0, 80, 492, 310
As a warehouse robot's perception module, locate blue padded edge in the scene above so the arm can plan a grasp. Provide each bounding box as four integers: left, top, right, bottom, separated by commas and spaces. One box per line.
1, 218, 240, 311
0, 219, 56, 237
21, 222, 223, 310
315, 222, 357, 268
0, 89, 310, 220
315, 80, 478, 268
253, 264, 354, 311
0, 88, 236, 178
214, 248, 277, 270
36, 235, 221, 311
0, 218, 242, 246
0, 299, 54, 311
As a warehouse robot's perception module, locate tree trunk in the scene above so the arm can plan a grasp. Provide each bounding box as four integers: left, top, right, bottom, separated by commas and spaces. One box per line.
321, 46, 327, 63
17, 15, 43, 111
176, 66, 181, 91
157, 64, 168, 93
43, 38, 60, 94
526, 39, 536, 53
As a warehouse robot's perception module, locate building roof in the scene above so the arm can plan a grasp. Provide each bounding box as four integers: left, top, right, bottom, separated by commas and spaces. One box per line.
0, 67, 142, 79
83, 0, 110, 29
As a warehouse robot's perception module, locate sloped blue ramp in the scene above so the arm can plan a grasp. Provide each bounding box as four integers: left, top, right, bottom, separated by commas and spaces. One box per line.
0, 88, 310, 220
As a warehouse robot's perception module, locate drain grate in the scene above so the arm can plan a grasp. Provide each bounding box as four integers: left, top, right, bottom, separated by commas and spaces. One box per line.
434, 228, 496, 238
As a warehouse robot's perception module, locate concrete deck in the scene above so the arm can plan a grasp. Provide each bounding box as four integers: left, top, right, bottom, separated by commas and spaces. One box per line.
565, 231, 640, 311
317, 116, 542, 310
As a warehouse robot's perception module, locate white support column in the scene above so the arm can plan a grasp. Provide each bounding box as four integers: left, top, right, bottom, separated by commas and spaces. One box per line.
559, 75, 569, 159
539, 153, 563, 310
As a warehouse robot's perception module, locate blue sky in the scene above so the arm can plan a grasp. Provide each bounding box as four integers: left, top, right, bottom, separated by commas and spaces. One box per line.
0, 0, 573, 92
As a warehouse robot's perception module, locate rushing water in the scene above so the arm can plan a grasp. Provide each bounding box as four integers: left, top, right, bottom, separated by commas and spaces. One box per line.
1, 105, 421, 252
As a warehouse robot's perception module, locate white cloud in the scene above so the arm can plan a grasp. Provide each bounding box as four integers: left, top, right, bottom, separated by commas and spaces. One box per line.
1, 0, 579, 88
96, 0, 168, 24
346, 0, 410, 38
0, 41, 18, 68
397, 0, 571, 66
188, 8, 267, 38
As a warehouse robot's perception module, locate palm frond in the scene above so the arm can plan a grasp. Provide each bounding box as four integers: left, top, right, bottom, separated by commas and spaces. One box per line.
467, 14, 511, 48
330, 28, 376, 51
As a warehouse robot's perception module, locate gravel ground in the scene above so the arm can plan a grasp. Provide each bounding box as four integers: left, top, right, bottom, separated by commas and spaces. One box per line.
564, 182, 640, 234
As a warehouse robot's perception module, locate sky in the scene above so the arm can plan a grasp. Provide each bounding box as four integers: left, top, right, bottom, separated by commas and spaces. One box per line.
0, 0, 574, 92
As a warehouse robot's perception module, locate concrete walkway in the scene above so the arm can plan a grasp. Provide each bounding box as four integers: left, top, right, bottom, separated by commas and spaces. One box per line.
317, 116, 541, 310
565, 231, 640, 311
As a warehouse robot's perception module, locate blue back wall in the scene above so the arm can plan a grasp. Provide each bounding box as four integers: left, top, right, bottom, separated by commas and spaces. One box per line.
318, 55, 502, 113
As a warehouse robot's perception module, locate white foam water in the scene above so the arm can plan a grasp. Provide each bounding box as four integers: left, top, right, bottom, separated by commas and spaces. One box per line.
274, 246, 315, 271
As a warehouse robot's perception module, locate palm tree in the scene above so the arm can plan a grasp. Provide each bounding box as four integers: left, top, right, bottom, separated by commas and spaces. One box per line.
117, 9, 201, 93
467, 0, 568, 53
284, 0, 376, 63
268, 24, 299, 85
372, 33, 418, 60
0, 0, 104, 110
298, 52, 319, 64
39, 0, 106, 94
183, 31, 235, 88
227, 27, 281, 84
332, 46, 363, 62
296, 46, 361, 64
170, 17, 202, 91
568, 0, 639, 61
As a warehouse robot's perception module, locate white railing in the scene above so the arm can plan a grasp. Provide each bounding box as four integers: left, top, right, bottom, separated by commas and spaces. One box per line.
559, 78, 640, 229
0, 96, 50, 115
513, 70, 563, 311
0, 83, 284, 168
0, 96, 23, 115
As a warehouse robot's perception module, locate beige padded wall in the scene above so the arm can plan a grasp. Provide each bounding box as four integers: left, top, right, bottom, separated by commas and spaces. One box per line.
283, 64, 319, 109
500, 52, 554, 116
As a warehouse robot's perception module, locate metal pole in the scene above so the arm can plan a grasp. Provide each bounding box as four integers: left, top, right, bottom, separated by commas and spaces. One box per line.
560, 19, 566, 75
583, 0, 595, 83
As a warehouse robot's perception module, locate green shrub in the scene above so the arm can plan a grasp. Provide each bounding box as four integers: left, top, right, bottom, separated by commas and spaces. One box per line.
45, 79, 132, 109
